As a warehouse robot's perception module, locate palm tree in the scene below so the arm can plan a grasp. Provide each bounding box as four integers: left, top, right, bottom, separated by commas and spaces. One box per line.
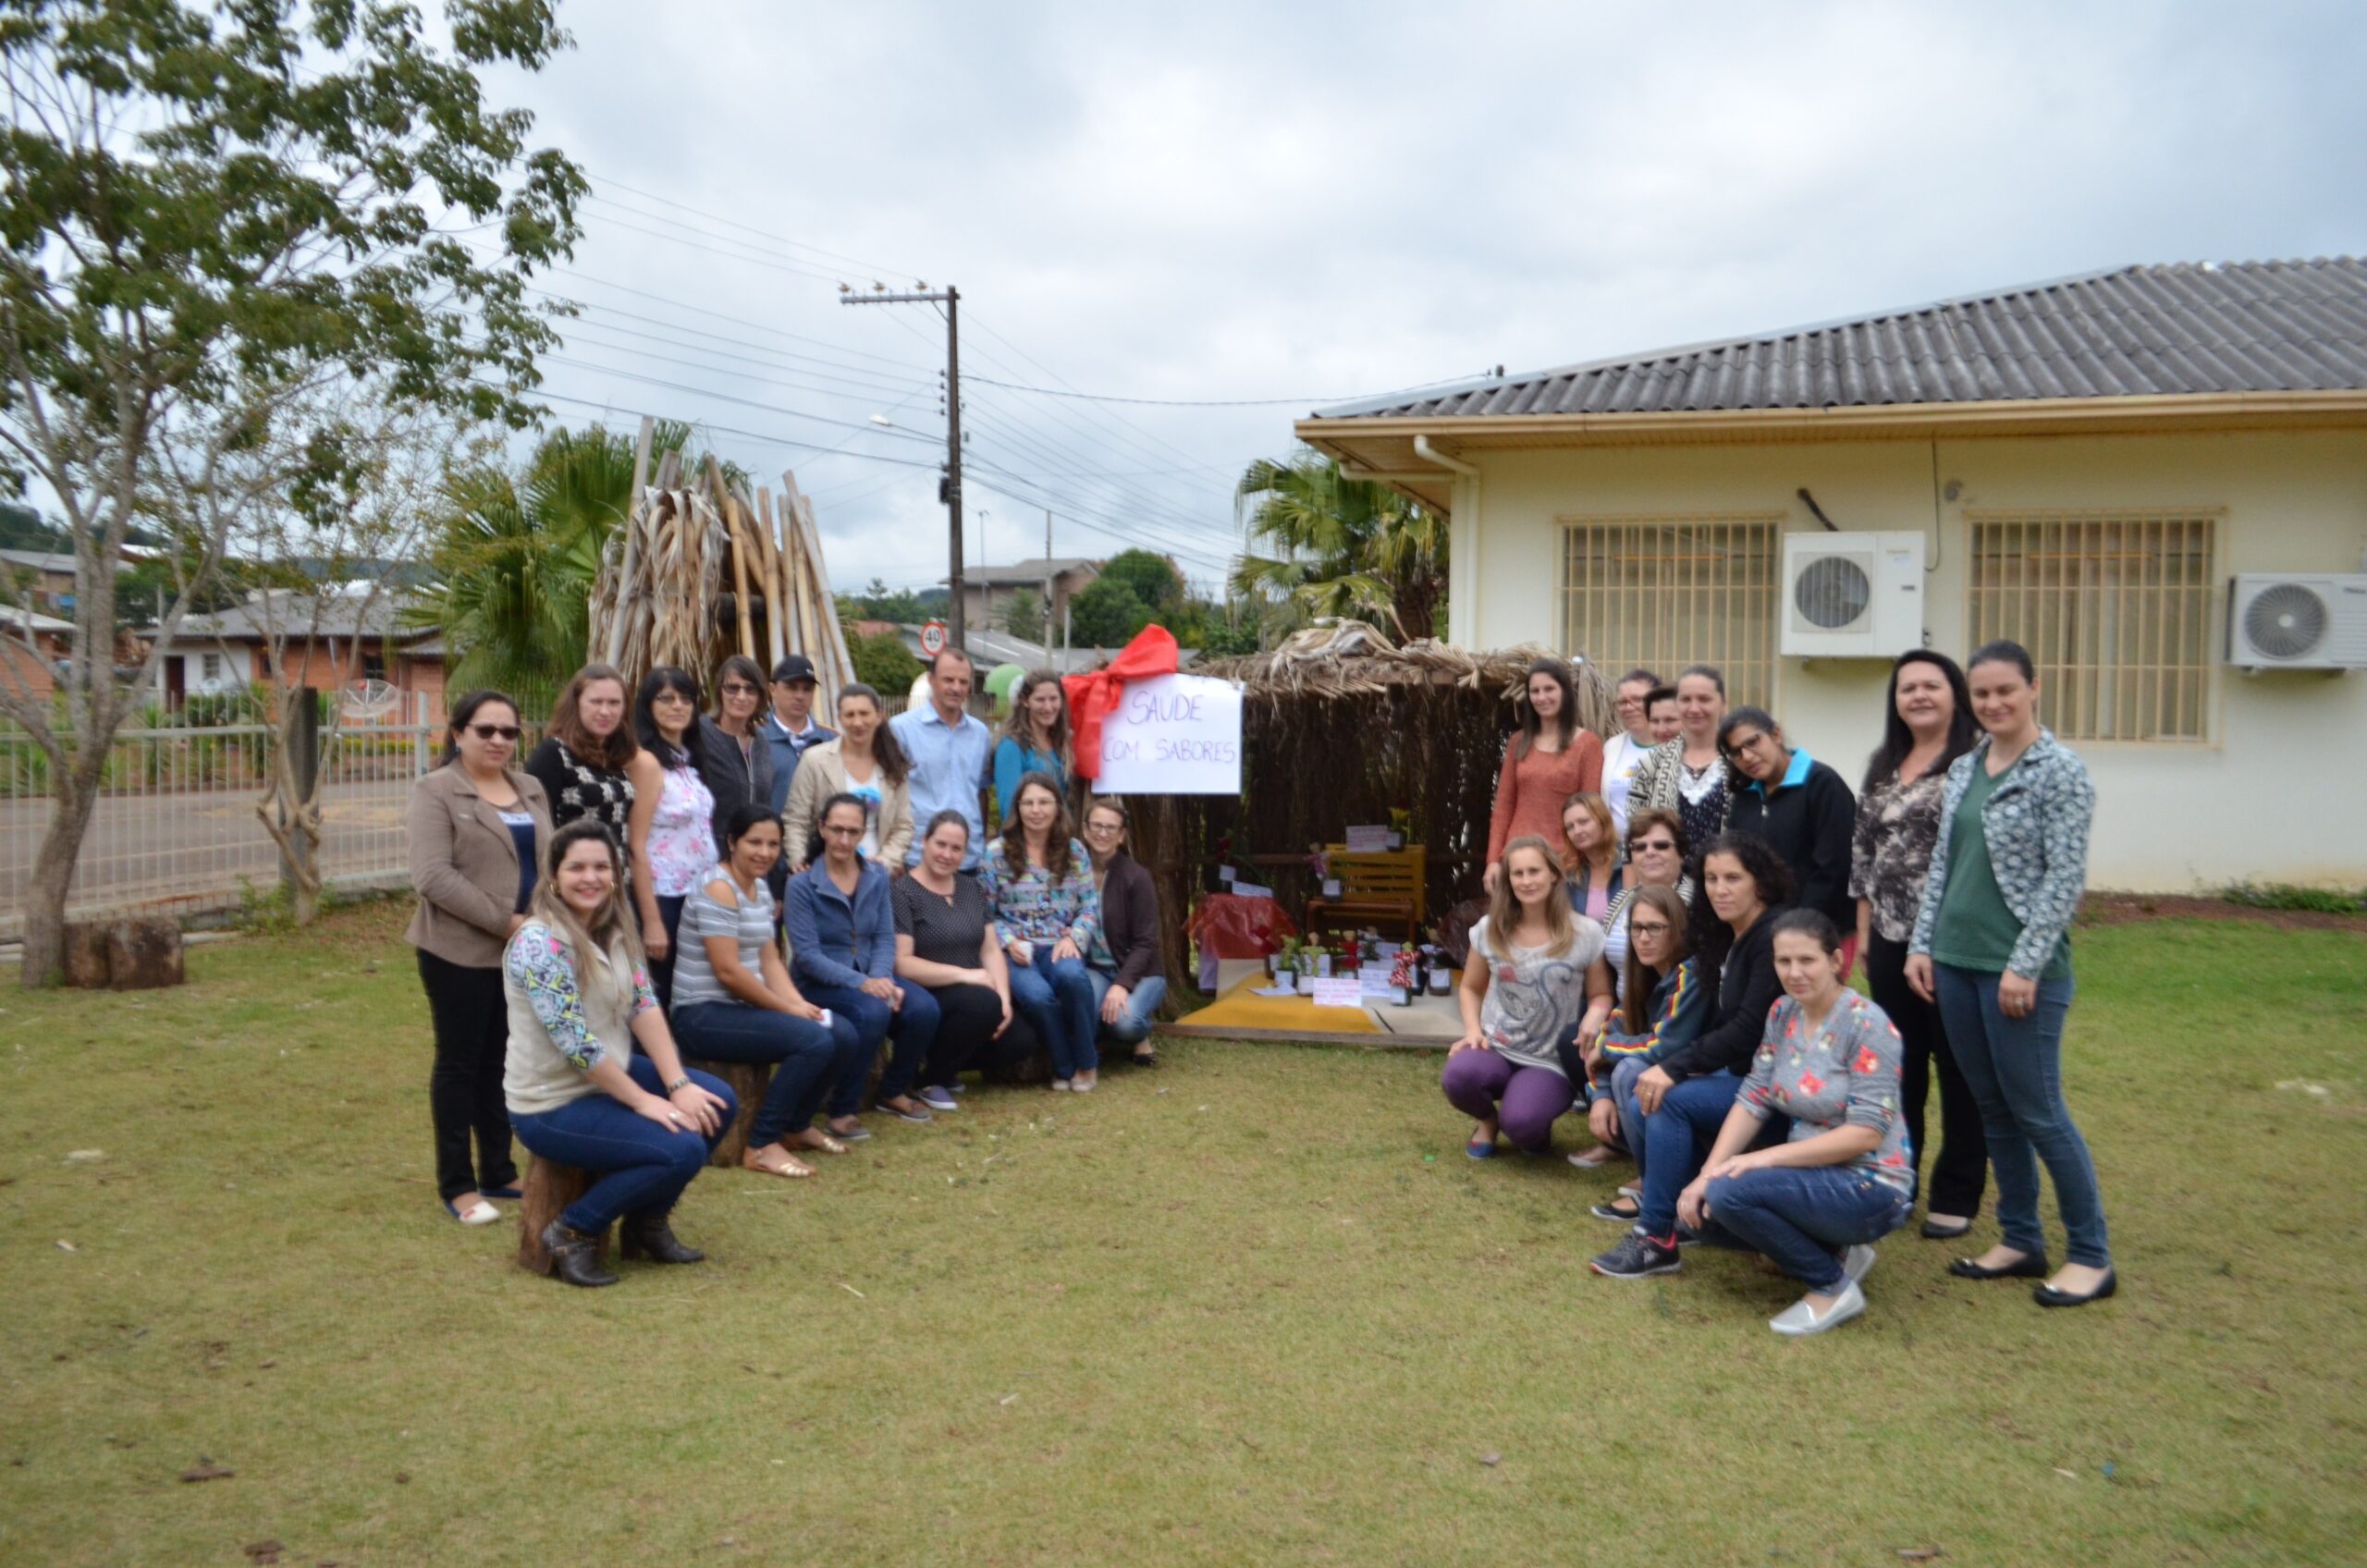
418, 421, 717, 692
1232, 449, 1448, 642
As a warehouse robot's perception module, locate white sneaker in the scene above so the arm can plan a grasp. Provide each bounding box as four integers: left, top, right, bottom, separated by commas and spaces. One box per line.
1071, 1077, 1097, 1094
1049, 1079, 1072, 1092
1769, 1280, 1866, 1336
1842, 1243, 1878, 1286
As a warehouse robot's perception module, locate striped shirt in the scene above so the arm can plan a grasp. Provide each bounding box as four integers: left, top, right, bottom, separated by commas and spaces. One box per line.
669, 867, 778, 1010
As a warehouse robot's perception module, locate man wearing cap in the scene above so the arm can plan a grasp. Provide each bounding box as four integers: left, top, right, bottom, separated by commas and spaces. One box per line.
762, 654, 837, 815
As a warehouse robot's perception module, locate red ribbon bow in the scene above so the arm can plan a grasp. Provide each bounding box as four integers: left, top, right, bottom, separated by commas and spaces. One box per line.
1061, 624, 1180, 781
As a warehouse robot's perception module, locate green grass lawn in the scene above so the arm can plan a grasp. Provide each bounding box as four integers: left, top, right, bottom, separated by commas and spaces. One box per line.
5, 905, 2364, 1566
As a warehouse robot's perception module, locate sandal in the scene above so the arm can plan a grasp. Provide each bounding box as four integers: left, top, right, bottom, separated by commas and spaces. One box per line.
790, 1129, 849, 1156
1131, 1047, 1159, 1068
742, 1147, 814, 1180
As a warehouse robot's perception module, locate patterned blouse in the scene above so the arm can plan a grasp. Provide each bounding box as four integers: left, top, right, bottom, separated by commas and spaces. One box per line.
981, 838, 1100, 953
505, 923, 659, 1072
644, 764, 717, 899
1467, 913, 1607, 1077
1737, 990, 1914, 1194
1674, 760, 1727, 863
1850, 767, 1948, 945
524, 737, 634, 845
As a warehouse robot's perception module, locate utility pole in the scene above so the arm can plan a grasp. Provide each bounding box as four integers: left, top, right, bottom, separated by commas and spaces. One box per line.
841, 284, 964, 648
1043, 508, 1054, 655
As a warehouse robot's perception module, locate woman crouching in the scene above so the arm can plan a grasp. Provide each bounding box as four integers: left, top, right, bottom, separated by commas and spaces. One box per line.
503, 819, 736, 1287
1675, 909, 1913, 1334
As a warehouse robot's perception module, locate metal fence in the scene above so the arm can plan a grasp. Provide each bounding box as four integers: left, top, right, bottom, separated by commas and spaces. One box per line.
0, 692, 437, 940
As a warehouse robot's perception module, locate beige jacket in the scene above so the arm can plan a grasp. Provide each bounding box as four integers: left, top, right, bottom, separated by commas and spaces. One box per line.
405, 764, 553, 968
781, 738, 914, 869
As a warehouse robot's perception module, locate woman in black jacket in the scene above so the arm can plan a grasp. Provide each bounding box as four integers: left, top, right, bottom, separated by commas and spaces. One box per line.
1590, 830, 1793, 1279
695, 654, 776, 859
1717, 707, 1856, 956
1082, 799, 1164, 1065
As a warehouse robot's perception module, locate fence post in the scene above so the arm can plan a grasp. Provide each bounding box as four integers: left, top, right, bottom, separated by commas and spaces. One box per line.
281, 694, 320, 900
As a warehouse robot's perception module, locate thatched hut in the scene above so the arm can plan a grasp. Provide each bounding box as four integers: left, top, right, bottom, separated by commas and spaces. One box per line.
1125, 623, 1617, 1003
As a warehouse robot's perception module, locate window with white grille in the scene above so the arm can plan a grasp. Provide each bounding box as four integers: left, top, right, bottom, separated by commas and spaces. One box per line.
1966, 512, 2216, 742
1559, 516, 1780, 708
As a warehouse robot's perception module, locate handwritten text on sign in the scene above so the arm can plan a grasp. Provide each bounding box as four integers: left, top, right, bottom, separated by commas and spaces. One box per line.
1093, 673, 1244, 795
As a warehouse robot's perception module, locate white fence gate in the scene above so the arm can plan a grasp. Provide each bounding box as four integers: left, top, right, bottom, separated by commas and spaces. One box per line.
0, 692, 437, 941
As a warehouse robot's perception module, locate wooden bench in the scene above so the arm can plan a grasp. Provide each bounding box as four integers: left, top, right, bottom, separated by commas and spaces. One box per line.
684, 1059, 773, 1168
1304, 843, 1428, 944
515, 1156, 611, 1276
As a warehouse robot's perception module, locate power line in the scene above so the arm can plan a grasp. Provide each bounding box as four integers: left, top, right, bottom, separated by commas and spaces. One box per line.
580, 169, 923, 285
962, 370, 1490, 408
506, 385, 949, 472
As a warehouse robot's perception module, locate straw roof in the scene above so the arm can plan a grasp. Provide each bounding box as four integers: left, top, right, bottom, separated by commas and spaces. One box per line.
1198, 620, 1618, 736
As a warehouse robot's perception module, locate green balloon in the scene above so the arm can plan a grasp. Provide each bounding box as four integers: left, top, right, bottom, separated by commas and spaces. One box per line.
985, 662, 1026, 709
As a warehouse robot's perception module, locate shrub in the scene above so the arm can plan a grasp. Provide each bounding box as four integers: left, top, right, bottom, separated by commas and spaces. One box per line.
2221, 882, 2367, 914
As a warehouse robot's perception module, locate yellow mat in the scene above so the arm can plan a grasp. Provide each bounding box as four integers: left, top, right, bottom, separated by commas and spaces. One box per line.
1169, 974, 1379, 1035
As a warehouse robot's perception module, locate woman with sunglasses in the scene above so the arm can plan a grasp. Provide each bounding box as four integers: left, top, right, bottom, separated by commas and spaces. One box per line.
406, 690, 551, 1227
625, 667, 717, 1011
695, 655, 776, 861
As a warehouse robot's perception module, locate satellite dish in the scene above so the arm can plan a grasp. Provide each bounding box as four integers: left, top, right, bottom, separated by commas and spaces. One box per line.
342, 679, 399, 719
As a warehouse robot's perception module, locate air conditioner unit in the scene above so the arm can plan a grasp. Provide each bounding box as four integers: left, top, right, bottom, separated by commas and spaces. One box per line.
2226, 573, 2367, 670
1780, 532, 1925, 657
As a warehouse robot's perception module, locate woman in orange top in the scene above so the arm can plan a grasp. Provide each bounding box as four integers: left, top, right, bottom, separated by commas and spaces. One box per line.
1483, 659, 1603, 893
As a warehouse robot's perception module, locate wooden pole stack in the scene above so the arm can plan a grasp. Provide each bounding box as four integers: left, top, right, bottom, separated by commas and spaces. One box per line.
587, 417, 856, 702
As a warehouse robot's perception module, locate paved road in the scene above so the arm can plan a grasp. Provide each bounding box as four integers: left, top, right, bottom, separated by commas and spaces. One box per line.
0, 778, 417, 932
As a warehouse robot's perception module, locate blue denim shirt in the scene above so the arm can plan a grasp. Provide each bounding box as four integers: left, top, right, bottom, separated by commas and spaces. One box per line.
760, 712, 836, 815
783, 860, 896, 991
889, 704, 993, 869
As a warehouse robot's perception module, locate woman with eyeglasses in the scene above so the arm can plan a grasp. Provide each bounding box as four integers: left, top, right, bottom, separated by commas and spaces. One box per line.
1907, 640, 2113, 1308
982, 771, 1103, 1091
1599, 667, 1662, 835
406, 690, 551, 1227
695, 655, 776, 861
785, 792, 943, 1137
1482, 658, 1603, 895
1853, 649, 1986, 1240
1578, 884, 1708, 1187
783, 682, 915, 876
1564, 806, 1698, 1170
1626, 665, 1732, 864
625, 667, 717, 1011
1081, 798, 1164, 1067
1717, 706, 1858, 962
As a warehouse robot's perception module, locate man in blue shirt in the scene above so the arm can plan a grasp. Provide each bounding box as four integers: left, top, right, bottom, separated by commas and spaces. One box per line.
761, 654, 837, 814
889, 647, 992, 872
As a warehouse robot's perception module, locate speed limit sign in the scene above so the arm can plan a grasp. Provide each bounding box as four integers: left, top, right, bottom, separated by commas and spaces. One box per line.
919, 619, 948, 657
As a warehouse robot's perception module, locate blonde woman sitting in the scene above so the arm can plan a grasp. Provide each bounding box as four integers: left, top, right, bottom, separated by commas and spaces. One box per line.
1445, 834, 1615, 1158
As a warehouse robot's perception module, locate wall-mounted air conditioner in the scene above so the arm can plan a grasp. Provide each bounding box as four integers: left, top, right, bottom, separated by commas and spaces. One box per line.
2226, 574, 2367, 670
1780, 532, 1925, 657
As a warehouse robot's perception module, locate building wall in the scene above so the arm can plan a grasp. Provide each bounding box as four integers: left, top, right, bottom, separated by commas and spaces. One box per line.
168, 643, 258, 693
1, 635, 59, 702
1456, 427, 2367, 890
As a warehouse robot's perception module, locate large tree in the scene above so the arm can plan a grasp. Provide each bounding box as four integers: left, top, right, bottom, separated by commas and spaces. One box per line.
1232, 449, 1448, 642
0, 0, 585, 986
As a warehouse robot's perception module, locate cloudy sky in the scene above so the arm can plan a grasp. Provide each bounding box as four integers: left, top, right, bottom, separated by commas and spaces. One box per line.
478, 0, 2367, 600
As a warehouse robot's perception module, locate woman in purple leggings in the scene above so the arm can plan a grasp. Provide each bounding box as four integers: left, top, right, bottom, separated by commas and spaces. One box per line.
1444, 835, 1616, 1158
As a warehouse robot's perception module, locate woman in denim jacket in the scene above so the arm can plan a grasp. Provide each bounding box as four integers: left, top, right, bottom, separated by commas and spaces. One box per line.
1907, 640, 2114, 1308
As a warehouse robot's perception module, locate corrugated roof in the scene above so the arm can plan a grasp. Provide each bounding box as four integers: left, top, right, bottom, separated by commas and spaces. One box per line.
1310, 259, 2367, 421
956, 557, 1102, 587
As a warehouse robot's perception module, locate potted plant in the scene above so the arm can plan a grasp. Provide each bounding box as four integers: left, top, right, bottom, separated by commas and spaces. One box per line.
1273, 936, 1304, 993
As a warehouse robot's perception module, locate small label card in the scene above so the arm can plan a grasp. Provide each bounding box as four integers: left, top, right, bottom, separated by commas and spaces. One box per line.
1344, 825, 1392, 853
1308, 978, 1366, 1009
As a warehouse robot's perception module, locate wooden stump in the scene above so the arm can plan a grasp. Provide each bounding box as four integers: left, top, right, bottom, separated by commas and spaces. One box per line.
982, 1035, 1055, 1087
515, 1156, 610, 1276
104, 918, 184, 989
686, 1059, 771, 1167
62, 923, 113, 988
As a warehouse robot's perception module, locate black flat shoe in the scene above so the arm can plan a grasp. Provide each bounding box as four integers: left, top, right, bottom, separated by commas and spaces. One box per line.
1949, 1251, 2049, 1280
1919, 1218, 1973, 1240
2034, 1268, 2116, 1307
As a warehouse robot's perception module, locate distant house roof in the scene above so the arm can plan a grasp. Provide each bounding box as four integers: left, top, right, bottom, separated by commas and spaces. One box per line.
0, 546, 135, 576
171, 589, 435, 644
0, 603, 74, 633
1310, 259, 2367, 421
955, 557, 1102, 589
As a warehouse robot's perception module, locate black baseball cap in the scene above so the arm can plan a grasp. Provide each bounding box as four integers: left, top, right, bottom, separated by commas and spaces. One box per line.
770, 654, 818, 684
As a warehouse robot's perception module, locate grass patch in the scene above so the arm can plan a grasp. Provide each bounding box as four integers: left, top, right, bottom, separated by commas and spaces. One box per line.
2220, 881, 2367, 915
5, 905, 2365, 1565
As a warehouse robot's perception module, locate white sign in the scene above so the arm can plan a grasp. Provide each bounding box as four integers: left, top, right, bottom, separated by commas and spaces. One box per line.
1344, 825, 1392, 853
1357, 963, 1398, 998
1308, 978, 1365, 1009
1092, 673, 1243, 795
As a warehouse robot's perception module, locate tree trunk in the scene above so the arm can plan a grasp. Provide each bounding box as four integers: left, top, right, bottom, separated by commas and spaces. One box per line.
18, 757, 105, 989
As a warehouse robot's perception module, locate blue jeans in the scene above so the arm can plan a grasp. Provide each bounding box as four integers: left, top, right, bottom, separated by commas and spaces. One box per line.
1934, 964, 2109, 1268
509, 1057, 736, 1233
1637, 1071, 1742, 1237
802, 977, 939, 1114
1701, 1165, 1914, 1291
1084, 967, 1165, 1047
1009, 953, 1099, 1078
670, 1000, 861, 1145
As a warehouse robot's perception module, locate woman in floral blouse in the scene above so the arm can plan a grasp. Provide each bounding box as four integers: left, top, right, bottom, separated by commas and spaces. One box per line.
982, 772, 1102, 1090
1677, 909, 1914, 1336
502, 819, 734, 1288
1908, 640, 2113, 1308
1851, 648, 1985, 1240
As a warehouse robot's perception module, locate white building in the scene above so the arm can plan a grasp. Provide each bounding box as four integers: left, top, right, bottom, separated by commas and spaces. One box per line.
1295, 259, 2367, 891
